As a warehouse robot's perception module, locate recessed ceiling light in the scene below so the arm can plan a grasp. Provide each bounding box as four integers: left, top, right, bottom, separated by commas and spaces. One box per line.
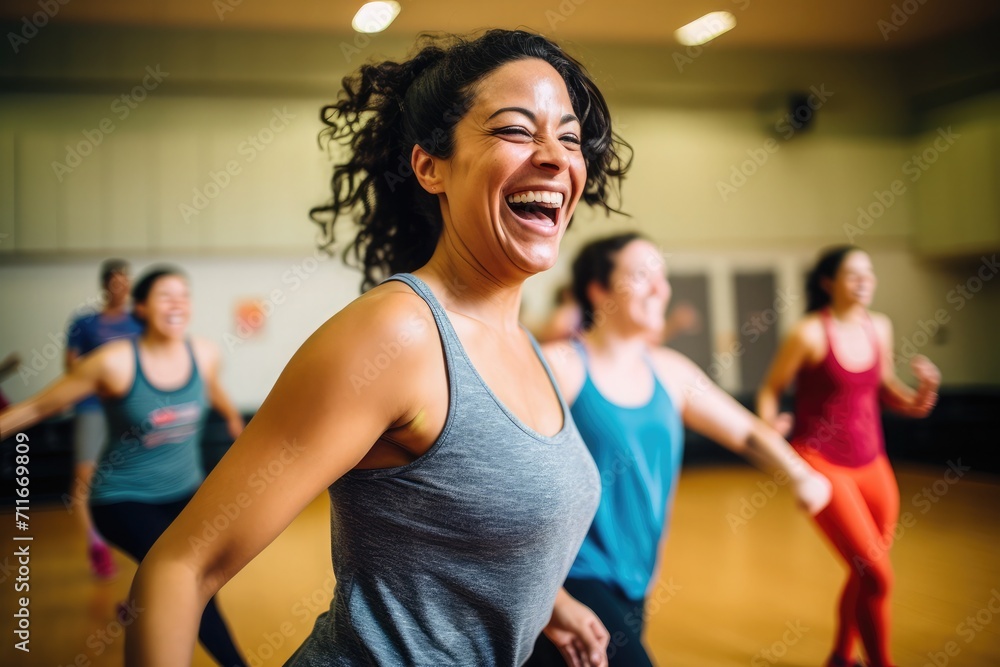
352, 1, 401, 34
674, 11, 736, 47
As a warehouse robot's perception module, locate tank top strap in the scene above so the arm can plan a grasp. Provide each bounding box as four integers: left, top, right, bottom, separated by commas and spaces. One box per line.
640, 347, 672, 401
523, 327, 572, 415
860, 312, 881, 363
569, 337, 591, 373
130, 337, 202, 395
130, 337, 146, 390
381, 272, 463, 368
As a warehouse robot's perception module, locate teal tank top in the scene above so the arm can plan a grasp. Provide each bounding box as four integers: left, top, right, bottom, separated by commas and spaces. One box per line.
566, 339, 684, 602
90, 338, 208, 505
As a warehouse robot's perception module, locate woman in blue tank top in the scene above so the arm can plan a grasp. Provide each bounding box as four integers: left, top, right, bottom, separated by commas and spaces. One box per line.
525, 234, 833, 666
0, 266, 248, 667
124, 30, 634, 667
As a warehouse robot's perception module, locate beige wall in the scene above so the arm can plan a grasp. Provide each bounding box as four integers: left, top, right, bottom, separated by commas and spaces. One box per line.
1, 25, 997, 407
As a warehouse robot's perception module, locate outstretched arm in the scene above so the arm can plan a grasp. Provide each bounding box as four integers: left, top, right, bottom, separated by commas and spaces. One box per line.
874, 315, 940, 418
663, 350, 831, 515
0, 349, 105, 439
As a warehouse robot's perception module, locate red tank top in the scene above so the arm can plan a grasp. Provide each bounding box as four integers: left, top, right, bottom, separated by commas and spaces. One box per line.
791, 309, 884, 467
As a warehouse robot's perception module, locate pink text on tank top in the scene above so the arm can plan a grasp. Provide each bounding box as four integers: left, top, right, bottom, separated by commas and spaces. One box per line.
791, 309, 885, 467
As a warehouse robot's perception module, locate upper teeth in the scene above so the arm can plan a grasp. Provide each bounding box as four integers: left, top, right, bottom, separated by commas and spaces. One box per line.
506, 191, 563, 207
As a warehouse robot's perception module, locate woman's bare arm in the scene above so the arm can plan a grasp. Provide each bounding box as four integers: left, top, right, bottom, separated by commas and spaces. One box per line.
0, 346, 113, 438
194, 338, 245, 439
872, 314, 940, 418
757, 320, 816, 436
657, 349, 831, 515
126, 292, 438, 666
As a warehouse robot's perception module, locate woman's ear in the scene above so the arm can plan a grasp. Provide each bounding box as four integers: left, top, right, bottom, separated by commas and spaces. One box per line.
412, 144, 445, 194
585, 280, 607, 313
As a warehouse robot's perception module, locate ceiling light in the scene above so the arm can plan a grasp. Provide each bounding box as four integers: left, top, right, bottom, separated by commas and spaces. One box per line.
352, 1, 400, 34
674, 11, 736, 47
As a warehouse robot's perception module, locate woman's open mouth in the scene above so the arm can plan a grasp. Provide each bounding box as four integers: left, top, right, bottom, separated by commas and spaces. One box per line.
505, 190, 563, 227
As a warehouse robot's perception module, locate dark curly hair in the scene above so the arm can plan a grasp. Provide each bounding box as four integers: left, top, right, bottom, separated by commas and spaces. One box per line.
806, 245, 861, 312
310, 29, 632, 292
572, 232, 646, 330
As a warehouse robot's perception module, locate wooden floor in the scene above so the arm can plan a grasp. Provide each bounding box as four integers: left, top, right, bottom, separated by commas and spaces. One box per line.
3, 463, 1000, 666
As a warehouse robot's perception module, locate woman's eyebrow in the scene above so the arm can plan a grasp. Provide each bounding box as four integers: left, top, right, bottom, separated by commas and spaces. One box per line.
486, 107, 580, 126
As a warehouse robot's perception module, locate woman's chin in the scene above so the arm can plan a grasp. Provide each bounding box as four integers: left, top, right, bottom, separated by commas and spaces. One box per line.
507, 240, 561, 276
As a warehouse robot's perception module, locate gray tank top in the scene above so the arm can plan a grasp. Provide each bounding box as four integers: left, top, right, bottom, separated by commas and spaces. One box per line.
286, 273, 601, 667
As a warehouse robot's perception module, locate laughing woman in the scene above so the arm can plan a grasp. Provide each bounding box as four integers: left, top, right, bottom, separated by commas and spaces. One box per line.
0, 266, 247, 667
127, 30, 631, 667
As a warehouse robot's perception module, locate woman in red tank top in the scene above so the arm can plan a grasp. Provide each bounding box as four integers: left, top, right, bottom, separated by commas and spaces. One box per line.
758, 246, 940, 667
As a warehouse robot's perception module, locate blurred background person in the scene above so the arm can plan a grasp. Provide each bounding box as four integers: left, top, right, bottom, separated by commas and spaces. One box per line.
1, 266, 247, 667
64, 259, 143, 579
527, 233, 831, 666
758, 246, 940, 667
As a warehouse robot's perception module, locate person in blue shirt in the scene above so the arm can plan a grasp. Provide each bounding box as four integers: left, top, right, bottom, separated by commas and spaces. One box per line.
65, 259, 143, 579
527, 233, 832, 666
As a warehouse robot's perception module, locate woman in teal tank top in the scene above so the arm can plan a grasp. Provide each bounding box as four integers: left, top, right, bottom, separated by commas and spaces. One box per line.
0, 266, 247, 667
526, 234, 833, 666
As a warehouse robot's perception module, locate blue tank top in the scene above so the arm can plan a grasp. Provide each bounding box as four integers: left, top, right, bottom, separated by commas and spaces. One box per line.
566, 339, 684, 602
286, 273, 601, 667
90, 338, 208, 505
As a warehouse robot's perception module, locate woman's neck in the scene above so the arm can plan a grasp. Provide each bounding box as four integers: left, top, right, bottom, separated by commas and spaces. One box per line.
139, 330, 186, 353
583, 322, 650, 361
418, 240, 526, 334
828, 301, 868, 325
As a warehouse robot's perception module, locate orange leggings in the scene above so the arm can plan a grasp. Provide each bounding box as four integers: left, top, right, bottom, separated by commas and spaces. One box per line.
796, 448, 900, 667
